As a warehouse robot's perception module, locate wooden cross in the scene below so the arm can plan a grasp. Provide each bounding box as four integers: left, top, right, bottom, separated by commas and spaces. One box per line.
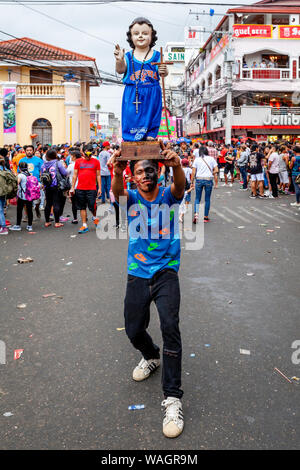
152, 47, 173, 140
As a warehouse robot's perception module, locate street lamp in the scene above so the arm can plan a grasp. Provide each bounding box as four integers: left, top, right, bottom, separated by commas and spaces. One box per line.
68, 110, 74, 144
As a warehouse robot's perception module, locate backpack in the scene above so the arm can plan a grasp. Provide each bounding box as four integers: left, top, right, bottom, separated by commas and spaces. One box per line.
41, 167, 53, 187
0, 170, 18, 199
25, 175, 41, 201
56, 163, 71, 192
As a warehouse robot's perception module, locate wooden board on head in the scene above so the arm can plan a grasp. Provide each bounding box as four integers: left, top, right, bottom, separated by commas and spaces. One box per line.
118, 140, 164, 160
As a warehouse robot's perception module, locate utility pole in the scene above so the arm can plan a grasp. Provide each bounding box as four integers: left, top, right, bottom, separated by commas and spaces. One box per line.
225, 14, 235, 145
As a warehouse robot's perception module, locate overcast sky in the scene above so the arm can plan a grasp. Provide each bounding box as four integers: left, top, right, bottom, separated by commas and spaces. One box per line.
0, 0, 254, 117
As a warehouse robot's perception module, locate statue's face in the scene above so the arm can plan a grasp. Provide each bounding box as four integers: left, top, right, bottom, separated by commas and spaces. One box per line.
131, 23, 152, 49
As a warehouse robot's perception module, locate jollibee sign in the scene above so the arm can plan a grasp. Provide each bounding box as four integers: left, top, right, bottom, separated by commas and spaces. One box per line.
233, 24, 273, 39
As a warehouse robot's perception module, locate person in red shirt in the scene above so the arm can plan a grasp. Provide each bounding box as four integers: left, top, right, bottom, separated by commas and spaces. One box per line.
70, 144, 101, 234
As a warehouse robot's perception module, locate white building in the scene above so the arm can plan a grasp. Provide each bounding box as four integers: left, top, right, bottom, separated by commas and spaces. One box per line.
163, 42, 185, 118
185, 0, 300, 144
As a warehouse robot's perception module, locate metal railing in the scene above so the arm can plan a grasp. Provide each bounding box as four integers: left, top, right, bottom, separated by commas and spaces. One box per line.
241, 68, 290, 80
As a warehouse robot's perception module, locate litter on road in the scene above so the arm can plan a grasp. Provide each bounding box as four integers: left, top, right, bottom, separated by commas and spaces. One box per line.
65, 262, 73, 266
116, 327, 125, 331
246, 273, 255, 276
274, 367, 292, 384
42, 293, 56, 298
14, 349, 24, 360
190, 353, 195, 357
240, 349, 251, 355
17, 304, 27, 309
17, 257, 33, 264
128, 405, 145, 410
3, 412, 13, 417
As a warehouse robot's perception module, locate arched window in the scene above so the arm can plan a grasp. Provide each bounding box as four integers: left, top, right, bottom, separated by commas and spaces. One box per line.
32, 118, 52, 146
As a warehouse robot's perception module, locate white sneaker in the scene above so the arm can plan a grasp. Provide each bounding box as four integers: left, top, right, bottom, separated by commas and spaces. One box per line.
132, 357, 160, 382
290, 202, 300, 207
162, 397, 184, 438
229, 183, 233, 187
26, 225, 33, 232
269, 194, 274, 199
9, 225, 21, 231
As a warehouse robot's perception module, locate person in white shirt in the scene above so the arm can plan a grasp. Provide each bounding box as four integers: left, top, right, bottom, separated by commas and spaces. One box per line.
267, 145, 280, 198
191, 146, 218, 223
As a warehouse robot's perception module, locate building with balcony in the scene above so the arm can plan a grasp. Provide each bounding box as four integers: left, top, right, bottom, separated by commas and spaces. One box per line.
163, 42, 186, 117
185, 0, 300, 144
0, 37, 101, 147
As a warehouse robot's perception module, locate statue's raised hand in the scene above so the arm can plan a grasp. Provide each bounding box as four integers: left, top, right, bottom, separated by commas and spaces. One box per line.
114, 44, 125, 62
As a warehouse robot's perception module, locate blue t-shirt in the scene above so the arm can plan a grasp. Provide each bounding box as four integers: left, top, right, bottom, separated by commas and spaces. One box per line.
126, 186, 183, 279
18, 156, 43, 182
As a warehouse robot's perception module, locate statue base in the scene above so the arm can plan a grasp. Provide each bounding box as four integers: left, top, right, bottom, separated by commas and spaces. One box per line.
118, 141, 161, 160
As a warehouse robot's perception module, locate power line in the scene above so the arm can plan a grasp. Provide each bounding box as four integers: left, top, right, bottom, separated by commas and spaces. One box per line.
11, 0, 116, 48
0, 1, 278, 6
0, 29, 120, 82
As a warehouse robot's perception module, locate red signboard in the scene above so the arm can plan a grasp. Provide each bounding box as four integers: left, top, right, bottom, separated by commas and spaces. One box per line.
210, 35, 229, 61
233, 24, 273, 39
279, 25, 300, 39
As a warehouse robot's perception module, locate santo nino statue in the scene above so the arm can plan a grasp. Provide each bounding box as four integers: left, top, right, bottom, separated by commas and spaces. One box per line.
114, 17, 168, 142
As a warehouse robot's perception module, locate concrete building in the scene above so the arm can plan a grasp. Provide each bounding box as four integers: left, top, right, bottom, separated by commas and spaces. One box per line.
163, 42, 186, 117
90, 111, 121, 142
184, 0, 300, 143
0, 37, 100, 147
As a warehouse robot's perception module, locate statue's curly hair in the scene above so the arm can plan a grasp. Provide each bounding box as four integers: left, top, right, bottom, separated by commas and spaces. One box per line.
126, 17, 158, 49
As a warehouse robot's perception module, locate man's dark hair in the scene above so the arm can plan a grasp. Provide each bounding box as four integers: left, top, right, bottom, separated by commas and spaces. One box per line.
293, 145, 300, 154
0, 148, 8, 157
199, 146, 208, 156
129, 159, 159, 175
127, 17, 157, 49
83, 143, 94, 154
251, 144, 258, 152
194, 143, 199, 149
42, 146, 48, 153
70, 150, 82, 159
24, 145, 34, 151
46, 149, 57, 160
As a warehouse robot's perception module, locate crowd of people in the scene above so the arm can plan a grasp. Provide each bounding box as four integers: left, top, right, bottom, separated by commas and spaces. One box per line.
0, 138, 299, 235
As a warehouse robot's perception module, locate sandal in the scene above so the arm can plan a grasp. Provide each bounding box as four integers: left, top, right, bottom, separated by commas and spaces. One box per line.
54, 222, 64, 228
44, 222, 52, 227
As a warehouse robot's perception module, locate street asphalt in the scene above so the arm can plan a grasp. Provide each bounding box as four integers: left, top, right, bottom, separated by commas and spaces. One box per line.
0, 184, 299, 450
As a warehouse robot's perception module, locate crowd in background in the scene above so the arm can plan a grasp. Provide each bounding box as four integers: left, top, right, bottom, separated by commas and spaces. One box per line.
0, 137, 299, 235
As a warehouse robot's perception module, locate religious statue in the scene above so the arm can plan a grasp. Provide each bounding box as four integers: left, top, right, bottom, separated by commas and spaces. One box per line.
114, 17, 168, 142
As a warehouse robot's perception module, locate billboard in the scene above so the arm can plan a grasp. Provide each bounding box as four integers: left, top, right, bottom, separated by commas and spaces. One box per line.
3, 88, 16, 133
233, 24, 273, 39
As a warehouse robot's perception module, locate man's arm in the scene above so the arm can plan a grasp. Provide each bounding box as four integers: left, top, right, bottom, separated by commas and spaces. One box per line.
111, 151, 128, 201
70, 168, 78, 195
162, 150, 185, 200
191, 167, 196, 184
96, 169, 101, 196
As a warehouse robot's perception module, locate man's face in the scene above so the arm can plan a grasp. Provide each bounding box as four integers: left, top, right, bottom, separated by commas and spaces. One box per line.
25, 147, 33, 158
133, 160, 159, 193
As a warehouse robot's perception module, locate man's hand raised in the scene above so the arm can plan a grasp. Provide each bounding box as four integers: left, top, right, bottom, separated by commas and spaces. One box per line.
160, 150, 181, 168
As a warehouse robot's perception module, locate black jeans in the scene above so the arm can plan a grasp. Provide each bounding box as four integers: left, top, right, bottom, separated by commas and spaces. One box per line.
269, 172, 278, 198
71, 194, 78, 220
45, 186, 63, 223
124, 268, 183, 399
17, 198, 33, 226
